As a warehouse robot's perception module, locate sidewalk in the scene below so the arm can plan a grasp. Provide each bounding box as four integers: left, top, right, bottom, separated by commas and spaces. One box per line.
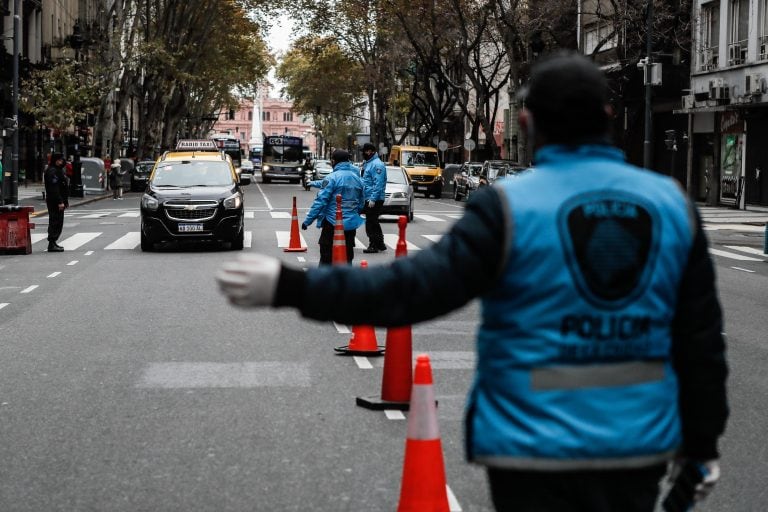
14, 182, 111, 217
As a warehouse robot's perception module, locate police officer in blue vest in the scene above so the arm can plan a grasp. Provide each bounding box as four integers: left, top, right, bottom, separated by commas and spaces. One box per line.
216, 52, 728, 511
360, 142, 388, 253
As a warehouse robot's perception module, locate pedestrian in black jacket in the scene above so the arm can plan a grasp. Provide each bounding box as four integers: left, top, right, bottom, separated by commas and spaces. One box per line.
43, 153, 69, 252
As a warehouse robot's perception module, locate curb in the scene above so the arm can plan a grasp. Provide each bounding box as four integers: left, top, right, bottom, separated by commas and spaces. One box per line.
29, 193, 112, 218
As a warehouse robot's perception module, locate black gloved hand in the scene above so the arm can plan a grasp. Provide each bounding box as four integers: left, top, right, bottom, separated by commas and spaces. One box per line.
301, 223, 308, 230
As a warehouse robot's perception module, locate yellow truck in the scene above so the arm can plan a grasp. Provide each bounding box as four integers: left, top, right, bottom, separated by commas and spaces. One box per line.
388, 145, 444, 198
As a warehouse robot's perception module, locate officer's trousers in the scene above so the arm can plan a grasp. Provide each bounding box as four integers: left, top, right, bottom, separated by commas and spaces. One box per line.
318, 219, 355, 265
46, 202, 64, 243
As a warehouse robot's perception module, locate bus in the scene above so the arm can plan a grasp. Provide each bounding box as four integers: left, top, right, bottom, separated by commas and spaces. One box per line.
261, 135, 304, 184
249, 147, 263, 170
210, 134, 242, 170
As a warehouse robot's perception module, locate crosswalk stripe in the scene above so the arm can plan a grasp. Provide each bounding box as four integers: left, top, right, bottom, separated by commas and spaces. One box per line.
81, 213, 110, 219
445, 214, 463, 219
245, 211, 255, 219
31, 233, 47, 244
0, 303, 8, 310
384, 233, 421, 251
422, 234, 442, 243
59, 232, 101, 251
413, 214, 445, 222
270, 211, 291, 219
709, 248, 763, 261
724, 245, 767, 257
105, 232, 140, 250
244, 231, 252, 248
276, 230, 308, 248
118, 212, 140, 218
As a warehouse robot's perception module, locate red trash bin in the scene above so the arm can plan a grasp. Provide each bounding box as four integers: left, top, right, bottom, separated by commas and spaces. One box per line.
0, 206, 36, 255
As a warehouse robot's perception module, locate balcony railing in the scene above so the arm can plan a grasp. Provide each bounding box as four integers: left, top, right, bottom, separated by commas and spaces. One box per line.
700, 46, 719, 71
727, 40, 748, 66
760, 35, 768, 61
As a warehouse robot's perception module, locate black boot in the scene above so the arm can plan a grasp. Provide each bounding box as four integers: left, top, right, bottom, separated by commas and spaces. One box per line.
47, 242, 64, 252
363, 245, 380, 254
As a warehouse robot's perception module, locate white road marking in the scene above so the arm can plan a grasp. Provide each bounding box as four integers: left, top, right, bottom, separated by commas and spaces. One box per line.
31, 234, 46, 244
297, 256, 306, 262
445, 214, 463, 219
0, 303, 9, 310
47, 272, 61, 278
85, 251, 94, 256
20, 285, 38, 294
422, 234, 442, 243
724, 245, 767, 257
245, 211, 255, 219
731, 267, 755, 273
244, 231, 252, 248
255, 182, 274, 210
59, 232, 101, 251
384, 410, 406, 420
276, 231, 308, 248
105, 232, 140, 250
703, 223, 765, 232
447, 485, 463, 511
334, 322, 351, 334
270, 211, 291, 219
80, 213, 110, 219
137, 362, 312, 388
709, 248, 763, 261
118, 211, 140, 217
67, 260, 78, 266
354, 356, 373, 369
384, 233, 421, 251
413, 214, 445, 222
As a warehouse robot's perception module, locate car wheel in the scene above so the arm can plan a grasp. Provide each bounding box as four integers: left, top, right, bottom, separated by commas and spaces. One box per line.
263, 176, 271, 184
140, 230, 153, 252
231, 228, 244, 250
434, 185, 443, 198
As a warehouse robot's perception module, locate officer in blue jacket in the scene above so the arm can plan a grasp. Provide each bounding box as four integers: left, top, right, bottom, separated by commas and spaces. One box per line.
301, 148, 365, 265
217, 52, 728, 511
360, 142, 388, 253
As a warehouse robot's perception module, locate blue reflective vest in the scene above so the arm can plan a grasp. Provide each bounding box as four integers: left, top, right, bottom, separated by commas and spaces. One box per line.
468, 144, 695, 470
304, 161, 365, 231
361, 154, 387, 201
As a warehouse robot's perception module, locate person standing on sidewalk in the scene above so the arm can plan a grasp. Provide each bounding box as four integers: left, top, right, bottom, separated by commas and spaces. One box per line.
43, 153, 69, 252
216, 52, 728, 512
360, 142, 387, 253
109, 161, 125, 199
301, 149, 364, 265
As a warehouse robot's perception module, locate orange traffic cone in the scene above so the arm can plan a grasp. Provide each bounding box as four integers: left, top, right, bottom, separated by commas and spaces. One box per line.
284, 196, 307, 252
397, 354, 449, 512
331, 194, 349, 265
335, 260, 385, 356
357, 215, 413, 410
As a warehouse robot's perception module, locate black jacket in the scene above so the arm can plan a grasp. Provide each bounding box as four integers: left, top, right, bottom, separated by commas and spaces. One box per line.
44, 164, 69, 205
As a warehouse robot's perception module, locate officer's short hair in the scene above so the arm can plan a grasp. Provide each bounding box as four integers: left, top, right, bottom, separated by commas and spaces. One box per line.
521, 51, 611, 144
331, 149, 350, 163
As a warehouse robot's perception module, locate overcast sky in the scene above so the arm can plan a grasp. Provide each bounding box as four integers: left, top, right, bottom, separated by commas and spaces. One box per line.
265, 15, 295, 95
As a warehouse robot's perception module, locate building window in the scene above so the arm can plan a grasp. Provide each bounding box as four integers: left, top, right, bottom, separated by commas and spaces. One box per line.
700, 2, 720, 70
727, 0, 748, 65
263, 111, 270, 121
583, 22, 617, 55
760, 0, 768, 60
283, 112, 293, 122
248, 111, 253, 121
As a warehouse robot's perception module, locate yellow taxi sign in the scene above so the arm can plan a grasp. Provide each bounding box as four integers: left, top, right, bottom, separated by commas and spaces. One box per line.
175, 139, 218, 151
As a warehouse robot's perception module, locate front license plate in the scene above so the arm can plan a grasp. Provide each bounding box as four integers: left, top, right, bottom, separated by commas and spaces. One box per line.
179, 223, 204, 232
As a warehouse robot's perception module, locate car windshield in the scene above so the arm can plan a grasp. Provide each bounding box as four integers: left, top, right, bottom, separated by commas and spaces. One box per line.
315, 161, 331, 169
151, 161, 233, 187
136, 162, 154, 173
467, 165, 482, 176
401, 151, 438, 167
386, 168, 408, 185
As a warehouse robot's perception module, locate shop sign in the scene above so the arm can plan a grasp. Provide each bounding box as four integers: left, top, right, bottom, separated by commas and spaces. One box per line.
720, 111, 744, 134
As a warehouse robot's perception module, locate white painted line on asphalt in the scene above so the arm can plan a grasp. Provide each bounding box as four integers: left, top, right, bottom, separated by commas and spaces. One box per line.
85, 251, 94, 256
709, 248, 763, 261
59, 232, 101, 251
244, 231, 252, 248
105, 232, 140, 250
445, 214, 463, 219
276, 231, 308, 248
354, 357, 373, 369
384, 410, 406, 420
725, 245, 767, 257
731, 267, 756, 273
137, 362, 312, 388
703, 223, 765, 232
81, 213, 110, 219
413, 214, 445, 222
422, 234, 442, 243
270, 211, 291, 219
0, 303, 8, 310
118, 212, 140, 217
47, 272, 61, 278
297, 256, 306, 262
31, 233, 47, 244
447, 485, 463, 511
384, 233, 421, 251
255, 182, 274, 210
334, 322, 351, 334
20, 285, 38, 294
67, 260, 78, 266
245, 211, 255, 219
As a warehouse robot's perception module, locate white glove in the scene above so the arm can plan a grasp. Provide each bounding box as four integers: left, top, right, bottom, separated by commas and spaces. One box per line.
366, 199, 375, 209
216, 254, 282, 307
667, 458, 720, 504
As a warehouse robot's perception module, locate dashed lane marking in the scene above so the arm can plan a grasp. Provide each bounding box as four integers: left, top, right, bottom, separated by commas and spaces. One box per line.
709, 248, 763, 261
47, 272, 61, 278
384, 410, 406, 420
20, 285, 38, 294
244, 231, 253, 248
334, 322, 351, 334
731, 267, 756, 273
0, 303, 8, 310
353, 356, 373, 369
67, 260, 78, 266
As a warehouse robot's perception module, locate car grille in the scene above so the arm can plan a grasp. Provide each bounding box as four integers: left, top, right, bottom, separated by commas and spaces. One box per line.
165, 201, 218, 222
411, 175, 431, 182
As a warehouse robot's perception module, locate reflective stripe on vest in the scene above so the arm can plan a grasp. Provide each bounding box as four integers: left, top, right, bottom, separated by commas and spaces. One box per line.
474, 450, 675, 471
531, 361, 665, 391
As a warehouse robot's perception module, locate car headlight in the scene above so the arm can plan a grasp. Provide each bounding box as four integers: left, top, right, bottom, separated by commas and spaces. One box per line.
391, 192, 406, 198
223, 192, 243, 210
141, 194, 159, 211
262, 165, 271, 171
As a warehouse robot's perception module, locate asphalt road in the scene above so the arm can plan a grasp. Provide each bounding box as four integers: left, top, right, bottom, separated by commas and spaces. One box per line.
1, 178, 766, 511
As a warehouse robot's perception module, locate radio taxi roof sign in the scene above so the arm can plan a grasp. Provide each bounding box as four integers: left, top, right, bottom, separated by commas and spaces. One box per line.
175, 139, 218, 151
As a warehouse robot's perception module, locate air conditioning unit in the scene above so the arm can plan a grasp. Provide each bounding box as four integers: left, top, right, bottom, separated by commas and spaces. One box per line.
682, 94, 695, 109
709, 79, 729, 100
746, 74, 763, 95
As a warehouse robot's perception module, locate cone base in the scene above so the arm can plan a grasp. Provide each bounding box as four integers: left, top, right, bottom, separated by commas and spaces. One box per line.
283, 247, 308, 252
334, 345, 385, 356
356, 394, 411, 411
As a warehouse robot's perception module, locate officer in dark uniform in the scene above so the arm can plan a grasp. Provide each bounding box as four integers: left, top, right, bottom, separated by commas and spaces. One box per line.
43, 153, 69, 252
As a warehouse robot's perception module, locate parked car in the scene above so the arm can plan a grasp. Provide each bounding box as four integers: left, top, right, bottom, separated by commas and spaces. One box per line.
382, 165, 414, 222
453, 161, 484, 201
130, 160, 155, 191
443, 163, 462, 192
313, 159, 333, 180
239, 160, 254, 185
479, 160, 529, 187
